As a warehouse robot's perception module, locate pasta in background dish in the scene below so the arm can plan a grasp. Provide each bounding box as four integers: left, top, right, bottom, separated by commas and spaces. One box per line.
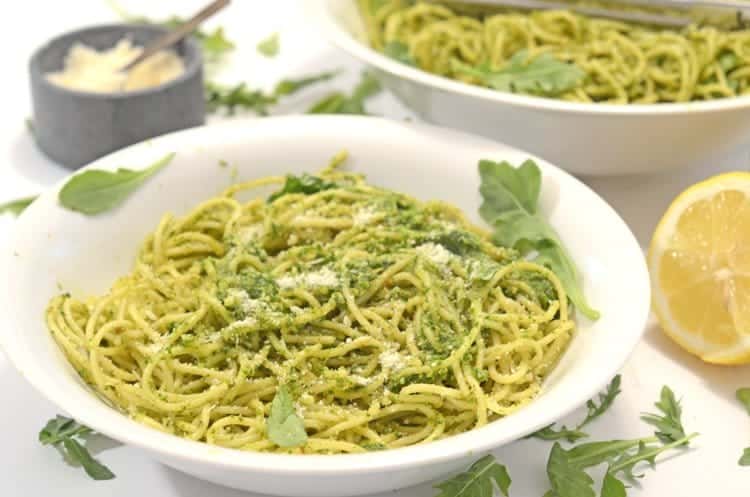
360, 0, 750, 103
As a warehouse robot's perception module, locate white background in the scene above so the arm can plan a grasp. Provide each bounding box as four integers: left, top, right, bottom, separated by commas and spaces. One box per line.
1, 1, 749, 496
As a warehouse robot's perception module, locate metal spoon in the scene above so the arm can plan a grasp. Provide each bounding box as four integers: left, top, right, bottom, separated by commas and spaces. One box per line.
120, 0, 231, 73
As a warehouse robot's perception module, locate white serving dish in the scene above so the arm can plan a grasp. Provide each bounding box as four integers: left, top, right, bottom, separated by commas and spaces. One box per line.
0, 116, 649, 497
310, 0, 750, 176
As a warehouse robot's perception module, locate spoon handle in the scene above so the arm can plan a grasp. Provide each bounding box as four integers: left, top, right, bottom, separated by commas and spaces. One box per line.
121, 0, 230, 72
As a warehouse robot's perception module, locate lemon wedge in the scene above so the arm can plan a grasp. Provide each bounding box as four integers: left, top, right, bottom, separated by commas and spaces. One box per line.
648, 172, 750, 365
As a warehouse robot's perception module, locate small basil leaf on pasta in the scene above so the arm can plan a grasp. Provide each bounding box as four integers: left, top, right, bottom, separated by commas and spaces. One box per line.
478, 159, 600, 320
454, 51, 584, 97
0, 195, 37, 216
267, 385, 307, 448
268, 174, 338, 203
434, 454, 511, 497
257, 32, 280, 57
383, 41, 415, 66
59, 153, 175, 215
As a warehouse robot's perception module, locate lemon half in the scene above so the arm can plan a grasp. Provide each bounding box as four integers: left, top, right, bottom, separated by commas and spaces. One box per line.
649, 172, 750, 365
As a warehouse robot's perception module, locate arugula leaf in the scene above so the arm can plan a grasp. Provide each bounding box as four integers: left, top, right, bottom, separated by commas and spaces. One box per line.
62, 438, 115, 480
59, 153, 174, 215
257, 33, 280, 57
434, 454, 511, 497
0, 195, 37, 216
601, 472, 627, 497
308, 72, 382, 115
383, 41, 415, 66
737, 387, 750, 415
579, 375, 622, 429
547, 443, 595, 497
454, 51, 584, 97
39, 415, 115, 480
740, 448, 750, 466
478, 159, 600, 320
267, 385, 307, 448
206, 72, 337, 115
565, 439, 641, 469
530, 424, 588, 443
640, 386, 687, 444
39, 415, 92, 444
607, 434, 697, 481
268, 174, 338, 203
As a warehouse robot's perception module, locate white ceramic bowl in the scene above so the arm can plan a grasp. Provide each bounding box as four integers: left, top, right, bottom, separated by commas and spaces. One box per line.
310, 0, 750, 176
0, 116, 648, 497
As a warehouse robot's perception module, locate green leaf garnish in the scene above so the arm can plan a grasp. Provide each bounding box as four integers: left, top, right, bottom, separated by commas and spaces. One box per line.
0, 195, 37, 217
434, 454, 511, 497
454, 51, 584, 97
308, 72, 382, 115
737, 387, 750, 415
600, 472, 627, 497
257, 33, 280, 57
547, 443, 595, 497
383, 41, 415, 66
267, 385, 307, 448
531, 424, 588, 443
206, 72, 337, 115
478, 159, 599, 319
39, 415, 115, 480
737, 388, 750, 466
640, 386, 687, 444
58, 153, 174, 215
579, 375, 622, 429
268, 174, 338, 203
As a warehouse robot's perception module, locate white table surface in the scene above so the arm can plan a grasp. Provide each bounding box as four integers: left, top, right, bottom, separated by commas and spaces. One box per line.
1, 1, 749, 496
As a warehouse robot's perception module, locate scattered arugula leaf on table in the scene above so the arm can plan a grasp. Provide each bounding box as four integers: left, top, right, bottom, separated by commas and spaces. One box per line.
434, 454, 511, 497
308, 72, 382, 115
257, 32, 280, 57
267, 385, 307, 448
453, 51, 584, 97
206, 72, 337, 115
580, 374, 622, 429
59, 153, 174, 215
39, 415, 114, 480
0, 195, 37, 216
383, 41, 415, 66
738, 388, 750, 466
478, 159, 600, 319
530, 375, 621, 442
640, 386, 687, 445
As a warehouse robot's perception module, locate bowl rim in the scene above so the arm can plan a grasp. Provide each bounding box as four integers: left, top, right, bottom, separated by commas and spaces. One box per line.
309, 0, 750, 117
28, 22, 203, 100
0, 115, 650, 475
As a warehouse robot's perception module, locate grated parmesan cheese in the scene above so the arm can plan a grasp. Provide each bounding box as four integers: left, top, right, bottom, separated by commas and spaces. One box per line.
353, 205, 378, 226
379, 349, 408, 372
415, 242, 452, 265
276, 268, 339, 289
237, 224, 264, 245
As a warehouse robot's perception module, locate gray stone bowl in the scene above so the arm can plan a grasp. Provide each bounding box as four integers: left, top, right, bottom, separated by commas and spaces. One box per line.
29, 24, 205, 169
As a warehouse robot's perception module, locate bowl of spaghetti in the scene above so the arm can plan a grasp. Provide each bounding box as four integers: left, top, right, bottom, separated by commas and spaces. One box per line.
312, 0, 750, 176
0, 116, 649, 496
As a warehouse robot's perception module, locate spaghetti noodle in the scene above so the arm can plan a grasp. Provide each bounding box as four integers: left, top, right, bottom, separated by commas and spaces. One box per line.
46, 156, 574, 454
360, 0, 750, 103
